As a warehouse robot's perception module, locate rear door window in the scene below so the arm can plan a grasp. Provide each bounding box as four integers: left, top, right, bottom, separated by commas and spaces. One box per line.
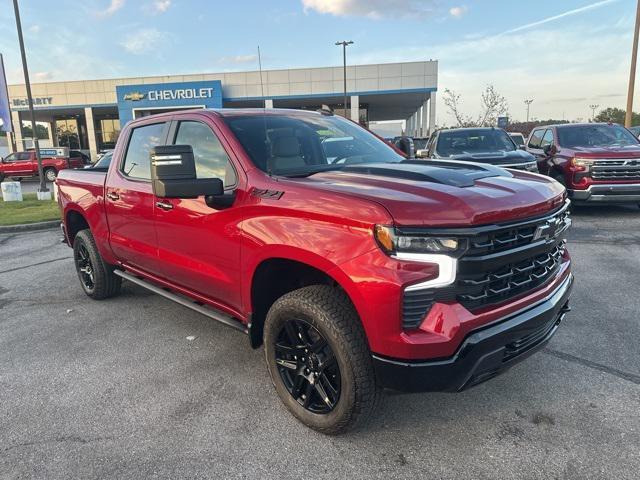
121, 122, 167, 180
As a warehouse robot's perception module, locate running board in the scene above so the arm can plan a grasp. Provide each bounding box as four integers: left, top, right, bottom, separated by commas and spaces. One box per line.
114, 269, 248, 334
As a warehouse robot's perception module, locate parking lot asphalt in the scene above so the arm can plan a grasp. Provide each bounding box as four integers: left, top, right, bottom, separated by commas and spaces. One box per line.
1, 206, 639, 479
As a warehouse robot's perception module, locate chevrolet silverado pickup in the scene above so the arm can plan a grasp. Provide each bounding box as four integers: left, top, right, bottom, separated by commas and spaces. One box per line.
420, 127, 538, 172
0, 148, 84, 182
526, 122, 640, 205
56, 109, 573, 434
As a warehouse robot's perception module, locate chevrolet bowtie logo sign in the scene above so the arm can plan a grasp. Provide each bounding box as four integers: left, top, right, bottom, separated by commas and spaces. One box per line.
123, 92, 146, 101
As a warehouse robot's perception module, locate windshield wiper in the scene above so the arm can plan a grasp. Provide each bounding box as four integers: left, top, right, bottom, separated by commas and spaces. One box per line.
277, 164, 346, 178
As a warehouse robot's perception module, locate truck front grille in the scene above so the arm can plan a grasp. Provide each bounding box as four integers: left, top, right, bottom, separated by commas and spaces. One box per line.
400, 201, 570, 329
591, 159, 640, 181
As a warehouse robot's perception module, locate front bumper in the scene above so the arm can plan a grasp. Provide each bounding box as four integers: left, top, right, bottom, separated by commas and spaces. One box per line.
569, 183, 640, 203
372, 273, 573, 393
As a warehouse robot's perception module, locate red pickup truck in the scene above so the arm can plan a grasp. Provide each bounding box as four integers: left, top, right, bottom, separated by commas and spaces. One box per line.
0, 149, 84, 182
57, 109, 573, 434
526, 123, 640, 205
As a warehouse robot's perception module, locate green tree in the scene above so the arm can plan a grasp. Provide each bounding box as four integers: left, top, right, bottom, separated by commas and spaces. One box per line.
21, 122, 49, 140
594, 107, 640, 125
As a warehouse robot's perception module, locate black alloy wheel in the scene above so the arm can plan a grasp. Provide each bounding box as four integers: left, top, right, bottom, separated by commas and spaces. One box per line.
75, 243, 95, 291
275, 319, 341, 414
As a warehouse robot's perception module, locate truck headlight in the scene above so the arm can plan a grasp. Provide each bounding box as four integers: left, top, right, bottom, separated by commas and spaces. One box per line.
374, 225, 466, 290
571, 157, 594, 172
374, 225, 465, 256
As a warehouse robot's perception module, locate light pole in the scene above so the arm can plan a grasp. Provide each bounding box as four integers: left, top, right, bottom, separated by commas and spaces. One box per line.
12, 0, 47, 194
335, 40, 353, 118
524, 99, 534, 123
589, 104, 600, 121
626, 0, 640, 127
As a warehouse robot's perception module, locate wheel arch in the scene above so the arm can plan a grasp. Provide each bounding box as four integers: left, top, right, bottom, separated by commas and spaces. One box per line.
247, 252, 367, 349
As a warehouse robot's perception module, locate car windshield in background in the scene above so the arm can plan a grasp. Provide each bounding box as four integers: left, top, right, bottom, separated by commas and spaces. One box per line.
223, 113, 403, 177
436, 129, 516, 157
413, 139, 428, 150
557, 124, 640, 148
509, 134, 525, 147
92, 152, 112, 169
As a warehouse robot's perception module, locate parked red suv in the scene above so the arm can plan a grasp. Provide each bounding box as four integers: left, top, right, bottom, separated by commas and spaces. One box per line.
526, 123, 640, 205
0, 149, 84, 182
57, 109, 573, 434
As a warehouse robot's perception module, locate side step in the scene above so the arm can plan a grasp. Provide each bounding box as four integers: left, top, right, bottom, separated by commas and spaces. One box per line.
114, 269, 248, 334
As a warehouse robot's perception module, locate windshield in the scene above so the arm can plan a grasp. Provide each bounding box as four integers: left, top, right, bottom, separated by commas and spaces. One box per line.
509, 134, 525, 146
223, 113, 404, 176
557, 124, 640, 148
436, 129, 516, 157
92, 152, 112, 169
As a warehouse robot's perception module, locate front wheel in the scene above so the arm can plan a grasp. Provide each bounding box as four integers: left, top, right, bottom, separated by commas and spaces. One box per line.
264, 285, 379, 435
44, 168, 57, 182
73, 229, 121, 299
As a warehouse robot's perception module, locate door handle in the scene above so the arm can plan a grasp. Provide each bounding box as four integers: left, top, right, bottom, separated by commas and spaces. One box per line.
106, 191, 119, 201
156, 201, 173, 211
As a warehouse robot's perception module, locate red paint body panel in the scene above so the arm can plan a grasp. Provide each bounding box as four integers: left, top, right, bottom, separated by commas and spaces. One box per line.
57, 109, 572, 364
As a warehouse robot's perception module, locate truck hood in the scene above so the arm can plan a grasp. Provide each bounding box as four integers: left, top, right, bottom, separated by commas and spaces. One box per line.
562, 144, 640, 158
445, 149, 535, 165
295, 161, 565, 227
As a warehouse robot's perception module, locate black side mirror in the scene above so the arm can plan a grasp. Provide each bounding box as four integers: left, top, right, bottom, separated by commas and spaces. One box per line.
150, 145, 223, 198
543, 144, 557, 156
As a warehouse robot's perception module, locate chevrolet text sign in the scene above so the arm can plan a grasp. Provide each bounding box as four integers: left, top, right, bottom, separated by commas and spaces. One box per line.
116, 80, 222, 125
147, 88, 214, 101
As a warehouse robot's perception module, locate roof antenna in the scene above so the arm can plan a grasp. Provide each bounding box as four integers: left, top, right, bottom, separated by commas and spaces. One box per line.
257, 45, 272, 176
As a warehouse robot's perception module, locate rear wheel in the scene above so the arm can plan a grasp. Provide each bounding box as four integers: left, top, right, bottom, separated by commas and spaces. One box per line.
73, 229, 121, 299
264, 285, 379, 435
44, 168, 57, 182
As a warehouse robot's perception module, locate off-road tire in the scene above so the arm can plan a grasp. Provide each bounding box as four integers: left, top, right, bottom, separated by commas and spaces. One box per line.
264, 285, 379, 435
73, 229, 121, 299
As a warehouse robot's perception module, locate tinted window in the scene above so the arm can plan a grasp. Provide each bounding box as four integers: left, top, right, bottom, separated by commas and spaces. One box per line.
509, 134, 525, 147
3, 153, 17, 162
435, 129, 515, 157
223, 113, 402, 176
528, 129, 544, 148
121, 123, 166, 179
540, 129, 554, 148
174, 121, 236, 187
92, 152, 112, 169
413, 139, 428, 150
557, 124, 640, 148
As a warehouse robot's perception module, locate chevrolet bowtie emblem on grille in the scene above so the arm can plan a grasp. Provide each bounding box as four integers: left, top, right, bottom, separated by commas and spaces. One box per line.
623, 159, 639, 166
123, 92, 146, 101
533, 217, 560, 241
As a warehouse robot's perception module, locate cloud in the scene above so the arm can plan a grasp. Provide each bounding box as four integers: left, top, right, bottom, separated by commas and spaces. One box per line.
219, 54, 259, 64
146, 0, 171, 14
97, 0, 125, 17
500, 0, 619, 36
449, 6, 467, 18
120, 28, 168, 54
28, 25, 41, 34
301, 0, 437, 19
33, 71, 53, 82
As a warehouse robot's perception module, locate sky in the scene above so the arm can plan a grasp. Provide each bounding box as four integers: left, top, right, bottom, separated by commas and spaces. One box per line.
0, 0, 636, 125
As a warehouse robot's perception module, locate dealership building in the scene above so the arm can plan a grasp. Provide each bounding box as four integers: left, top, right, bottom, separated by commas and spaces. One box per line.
5, 60, 437, 159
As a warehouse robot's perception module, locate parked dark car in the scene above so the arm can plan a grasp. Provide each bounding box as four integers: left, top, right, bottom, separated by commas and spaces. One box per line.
420, 127, 538, 172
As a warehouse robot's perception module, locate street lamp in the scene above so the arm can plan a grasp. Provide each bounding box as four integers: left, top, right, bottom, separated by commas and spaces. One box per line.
12, 0, 47, 194
589, 104, 600, 121
524, 99, 534, 123
335, 40, 353, 118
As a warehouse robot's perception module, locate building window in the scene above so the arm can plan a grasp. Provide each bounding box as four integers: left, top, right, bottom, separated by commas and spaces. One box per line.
55, 119, 80, 149
98, 118, 120, 150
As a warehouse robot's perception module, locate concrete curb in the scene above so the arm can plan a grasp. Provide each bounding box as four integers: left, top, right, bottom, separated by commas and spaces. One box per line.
0, 220, 60, 234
